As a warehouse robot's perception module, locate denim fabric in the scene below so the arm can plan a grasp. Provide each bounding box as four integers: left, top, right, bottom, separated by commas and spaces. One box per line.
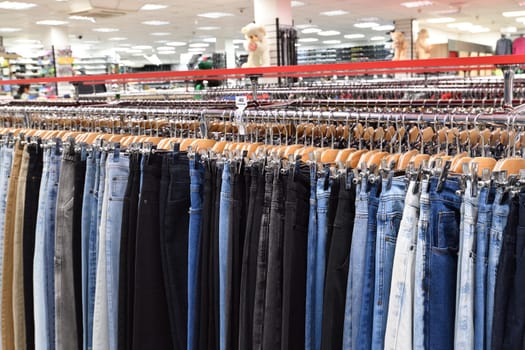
485, 189, 510, 349
473, 185, 494, 350
413, 179, 430, 350
384, 180, 420, 350
371, 177, 405, 350
219, 161, 232, 350
188, 155, 204, 350
454, 179, 479, 349
356, 182, 380, 350
81, 150, 96, 350
343, 175, 370, 350
426, 177, 461, 350
305, 164, 317, 350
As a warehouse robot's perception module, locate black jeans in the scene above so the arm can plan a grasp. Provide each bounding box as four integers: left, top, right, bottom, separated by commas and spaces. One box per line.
281, 164, 310, 350
491, 192, 518, 350
118, 152, 141, 350
23, 143, 43, 350
238, 163, 265, 350
132, 152, 173, 350
321, 175, 356, 350
159, 152, 191, 349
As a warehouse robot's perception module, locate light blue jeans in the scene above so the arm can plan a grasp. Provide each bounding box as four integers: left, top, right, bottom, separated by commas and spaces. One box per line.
454, 180, 479, 349
384, 180, 420, 350
485, 189, 510, 349
343, 176, 369, 350
305, 164, 317, 350
219, 162, 231, 350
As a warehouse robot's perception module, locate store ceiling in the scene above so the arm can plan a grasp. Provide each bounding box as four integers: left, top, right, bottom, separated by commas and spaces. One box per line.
0, 0, 525, 63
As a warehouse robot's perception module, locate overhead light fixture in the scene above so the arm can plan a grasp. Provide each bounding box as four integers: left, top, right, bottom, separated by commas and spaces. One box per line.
516, 17, 525, 23
0, 1, 36, 10
157, 46, 175, 51
118, 43, 131, 46
370, 36, 385, 41
426, 17, 455, 23
401, 1, 433, 8
372, 24, 395, 31
189, 43, 209, 47
296, 24, 317, 29
298, 37, 319, 42
126, 49, 142, 53
320, 10, 348, 16
447, 22, 472, 29
140, 4, 167, 10
92, 27, 119, 32
69, 15, 95, 23
151, 32, 170, 36
197, 12, 234, 19
323, 40, 341, 44
85, 40, 100, 44
157, 51, 175, 55
0, 27, 21, 32
197, 26, 220, 30
155, 40, 169, 43
291, 1, 304, 7
203, 37, 216, 43
166, 41, 187, 46
501, 26, 517, 33
16, 38, 40, 43
232, 39, 245, 44
36, 20, 68, 25
502, 10, 525, 17
318, 30, 340, 36
354, 22, 379, 28
108, 37, 127, 41
132, 53, 144, 57
468, 25, 490, 33
132, 45, 152, 50
113, 47, 131, 52
142, 20, 169, 26
188, 47, 206, 52
344, 33, 365, 39
302, 28, 322, 34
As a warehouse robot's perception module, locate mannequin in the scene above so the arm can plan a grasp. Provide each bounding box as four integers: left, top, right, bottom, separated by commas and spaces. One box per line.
513, 34, 525, 55
495, 34, 513, 55
415, 28, 432, 59
391, 31, 408, 60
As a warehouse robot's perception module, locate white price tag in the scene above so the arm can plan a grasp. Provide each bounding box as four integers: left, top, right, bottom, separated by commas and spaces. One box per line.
235, 96, 248, 109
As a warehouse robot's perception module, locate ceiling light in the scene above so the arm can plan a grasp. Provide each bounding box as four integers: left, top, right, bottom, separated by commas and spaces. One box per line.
69, 15, 95, 23
132, 45, 152, 50
188, 48, 206, 52
232, 39, 245, 44
16, 39, 40, 43
157, 46, 175, 51
140, 4, 167, 10
318, 30, 340, 36
323, 40, 341, 44
469, 25, 490, 33
142, 20, 169, 26
516, 17, 525, 23
157, 51, 175, 55
151, 32, 170, 36
372, 24, 395, 31
203, 37, 216, 43
354, 22, 379, 28
132, 53, 144, 57
320, 10, 348, 16
295, 43, 301, 47
370, 36, 385, 41
109, 37, 127, 41
113, 47, 130, 52
126, 49, 142, 53
502, 26, 518, 33
344, 33, 365, 39
302, 28, 322, 34
502, 10, 525, 17
0, 27, 21, 32
93, 27, 119, 32
296, 24, 317, 29
36, 20, 68, 26
197, 12, 234, 19
197, 26, 220, 30
298, 37, 319, 42
0, 1, 36, 10
447, 22, 472, 29
167, 41, 187, 46
189, 43, 209, 47
118, 43, 131, 46
154, 40, 168, 43
401, 1, 433, 8
426, 17, 455, 23
359, 17, 380, 22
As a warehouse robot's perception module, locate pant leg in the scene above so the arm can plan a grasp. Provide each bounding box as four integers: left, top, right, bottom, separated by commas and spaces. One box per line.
305, 165, 317, 350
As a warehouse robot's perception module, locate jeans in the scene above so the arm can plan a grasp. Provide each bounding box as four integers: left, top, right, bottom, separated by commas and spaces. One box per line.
343, 175, 370, 350
305, 164, 317, 350
485, 189, 510, 349
384, 180, 420, 350
371, 177, 405, 350
188, 155, 204, 350
219, 162, 232, 350
454, 179, 479, 350
473, 185, 494, 350
356, 182, 380, 350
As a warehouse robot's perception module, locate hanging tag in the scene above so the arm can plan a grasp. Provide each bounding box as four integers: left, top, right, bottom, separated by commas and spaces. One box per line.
199, 112, 208, 139
471, 162, 478, 197
114, 142, 120, 161
235, 96, 248, 136
436, 160, 451, 192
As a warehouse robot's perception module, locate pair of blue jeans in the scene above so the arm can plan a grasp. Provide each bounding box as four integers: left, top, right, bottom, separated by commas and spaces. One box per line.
371, 177, 405, 350
219, 161, 232, 350
305, 164, 317, 350
188, 155, 204, 350
343, 175, 370, 350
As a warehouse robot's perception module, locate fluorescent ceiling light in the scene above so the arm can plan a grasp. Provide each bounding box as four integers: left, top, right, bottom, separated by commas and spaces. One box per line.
354, 22, 379, 28
323, 40, 341, 44
302, 27, 322, 34
502, 26, 518, 33
36, 20, 68, 25
151, 32, 170, 36
132, 53, 144, 57
157, 46, 175, 51
203, 37, 216, 43
232, 39, 245, 44
502, 10, 525, 17
189, 43, 209, 47
132, 45, 152, 50
372, 24, 395, 31
298, 37, 319, 42
468, 25, 490, 33
140, 4, 167, 10
401, 1, 432, 8
118, 43, 131, 46
108, 37, 127, 41
318, 30, 340, 36
167, 41, 187, 46
188, 48, 206, 52
0, 1, 36, 10
296, 24, 317, 29
157, 51, 175, 55
155, 40, 169, 43
0, 27, 21, 32
291, 1, 304, 7
197, 12, 234, 19
344, 33, 365, 39
447, 22, 472, 29
126, 49, 142, 53
93, 27, 119, 32
426, 17, 455, 23
370, 36, 385, 41
85, 40, 100, 44
320, 10, 348, 16
113, 47, 130, 52
69, 15, 95, 23
197, 26, 220, 30
142, 20, 169, 26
